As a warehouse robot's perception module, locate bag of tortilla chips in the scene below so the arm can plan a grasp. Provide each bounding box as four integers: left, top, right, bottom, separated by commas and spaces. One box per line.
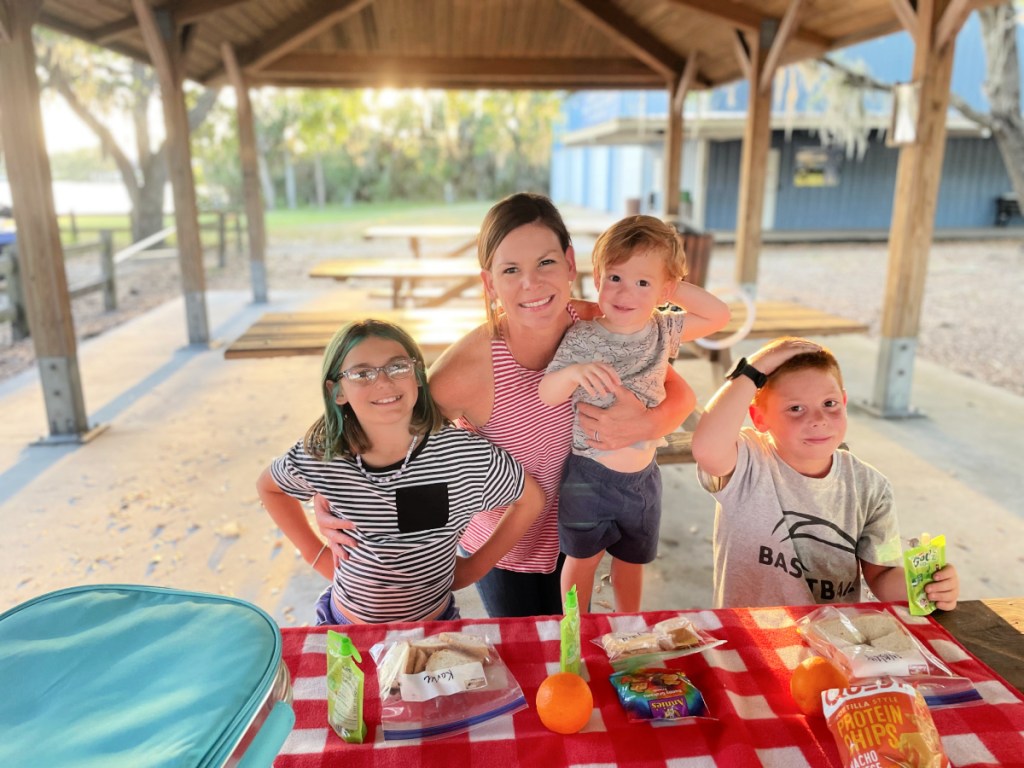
823, 678, 949, 768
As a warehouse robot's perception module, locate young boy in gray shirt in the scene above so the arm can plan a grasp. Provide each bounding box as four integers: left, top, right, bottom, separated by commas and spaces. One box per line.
692, 336, 960, 609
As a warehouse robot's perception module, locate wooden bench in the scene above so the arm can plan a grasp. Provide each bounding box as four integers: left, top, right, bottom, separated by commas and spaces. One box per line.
225, 301, 867, 367
656, 430, 695, 464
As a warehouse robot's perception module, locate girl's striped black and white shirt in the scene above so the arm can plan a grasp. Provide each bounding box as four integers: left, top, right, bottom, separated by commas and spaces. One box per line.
270, 427, 525, 623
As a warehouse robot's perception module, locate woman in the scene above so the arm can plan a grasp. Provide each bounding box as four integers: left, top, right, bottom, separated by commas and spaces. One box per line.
316, 193, 694, 616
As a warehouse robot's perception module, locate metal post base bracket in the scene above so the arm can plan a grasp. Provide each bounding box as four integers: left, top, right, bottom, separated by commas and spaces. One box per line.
859, 336, 925, 419
32, 423, 110, 446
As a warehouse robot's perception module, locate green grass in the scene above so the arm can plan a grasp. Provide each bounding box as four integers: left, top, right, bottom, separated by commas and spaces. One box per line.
55, 200, 500, 247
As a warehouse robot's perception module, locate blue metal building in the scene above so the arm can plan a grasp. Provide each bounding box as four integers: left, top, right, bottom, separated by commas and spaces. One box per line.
550, 15, 1023, 231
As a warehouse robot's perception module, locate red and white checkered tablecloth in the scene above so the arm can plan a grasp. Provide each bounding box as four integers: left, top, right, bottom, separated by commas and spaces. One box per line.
273, 603, 1024, 767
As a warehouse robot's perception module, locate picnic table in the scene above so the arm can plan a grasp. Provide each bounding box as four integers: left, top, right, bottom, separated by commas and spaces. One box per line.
272, 599, 1024, 767
309, 257, 595, 308
363, 220, 615, 260
363, 225, 479, 259
227, 300, 868, 379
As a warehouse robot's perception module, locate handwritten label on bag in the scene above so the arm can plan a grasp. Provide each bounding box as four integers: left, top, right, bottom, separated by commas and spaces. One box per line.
399, 661, 488, 702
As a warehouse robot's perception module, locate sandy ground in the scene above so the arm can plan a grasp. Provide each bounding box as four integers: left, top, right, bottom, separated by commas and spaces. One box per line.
2, 228, 1023, 626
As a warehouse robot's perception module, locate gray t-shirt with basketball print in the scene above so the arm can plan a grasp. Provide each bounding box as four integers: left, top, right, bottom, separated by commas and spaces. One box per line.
698, 428, 903, 609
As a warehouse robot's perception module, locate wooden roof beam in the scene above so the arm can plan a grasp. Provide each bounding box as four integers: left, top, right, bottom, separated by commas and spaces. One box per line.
258, 53, 667, 88
888, 0, 920, 43
201, 0, 374, 85
665, 0, 830, 52
37, 11, 150, 63
759, 0, 806, 93
732, 30, 751, 82
94, 0, 250, 45
935, 0, 979, 50
0, 4, 11, 43
672, 51, 700, 112
558, 0, 685, 82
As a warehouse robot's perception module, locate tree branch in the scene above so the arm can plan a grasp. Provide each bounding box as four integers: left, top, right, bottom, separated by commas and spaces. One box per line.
819, 55, 996, 132
40, 61, 142, 202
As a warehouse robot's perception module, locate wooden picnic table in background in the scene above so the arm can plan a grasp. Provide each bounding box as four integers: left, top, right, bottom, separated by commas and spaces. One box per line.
225, 300, 867, 367
363, 220, 615, 260
683, 299, 870, 383
363, 225, 480, 259
309, 257, 594, 307
224, 307, 485, 362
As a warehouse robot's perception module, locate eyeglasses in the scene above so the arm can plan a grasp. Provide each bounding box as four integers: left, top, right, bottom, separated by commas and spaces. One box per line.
338, 357, 419, 385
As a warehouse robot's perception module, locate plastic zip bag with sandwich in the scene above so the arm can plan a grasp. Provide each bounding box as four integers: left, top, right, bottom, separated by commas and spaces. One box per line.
370, 628, 526, 740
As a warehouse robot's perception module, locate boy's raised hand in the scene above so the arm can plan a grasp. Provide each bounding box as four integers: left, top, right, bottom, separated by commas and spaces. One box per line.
748, 337, 822, 376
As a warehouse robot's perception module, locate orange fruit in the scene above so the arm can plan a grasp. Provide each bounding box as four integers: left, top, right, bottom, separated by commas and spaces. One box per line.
790, 656, 849, 717
535, 672, 594, 734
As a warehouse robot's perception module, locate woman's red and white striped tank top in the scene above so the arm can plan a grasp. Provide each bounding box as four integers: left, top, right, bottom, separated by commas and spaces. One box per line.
457, 305, 580, 573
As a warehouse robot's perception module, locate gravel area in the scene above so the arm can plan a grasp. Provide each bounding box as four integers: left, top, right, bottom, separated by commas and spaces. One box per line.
3, 235, 1023, 396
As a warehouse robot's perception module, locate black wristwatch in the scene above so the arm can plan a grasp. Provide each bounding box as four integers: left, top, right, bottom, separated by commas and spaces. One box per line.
726, 357, 768, 388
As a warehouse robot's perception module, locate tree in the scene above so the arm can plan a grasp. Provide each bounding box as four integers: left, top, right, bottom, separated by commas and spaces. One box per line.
807, 1, 1024, 205
34, 30, 219, 241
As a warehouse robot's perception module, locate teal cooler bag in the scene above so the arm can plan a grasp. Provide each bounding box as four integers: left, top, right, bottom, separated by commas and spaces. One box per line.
0, 585, 295, 767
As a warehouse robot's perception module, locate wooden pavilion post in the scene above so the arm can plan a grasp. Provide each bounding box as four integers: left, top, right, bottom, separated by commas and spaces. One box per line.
733, 1, 805, 298
131, 0, 209, 344
222, 42, 268, 304
0, 0, 98, 441
868, 0, 959, 417
733, 27, 774, 299
663, 53, 699, 221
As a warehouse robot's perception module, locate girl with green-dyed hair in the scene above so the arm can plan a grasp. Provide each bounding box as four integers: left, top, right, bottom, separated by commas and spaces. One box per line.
257, 317, 543, 625
304, 318, 446, 461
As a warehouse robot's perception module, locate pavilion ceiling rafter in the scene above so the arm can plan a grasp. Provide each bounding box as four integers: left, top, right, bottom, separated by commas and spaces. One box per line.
558, 0, 686, 82
664, 0, 830, 53
257, 54, 667, 89
94, 0, 249, 44
759, 0, 806, 92
201, 0, 375, 85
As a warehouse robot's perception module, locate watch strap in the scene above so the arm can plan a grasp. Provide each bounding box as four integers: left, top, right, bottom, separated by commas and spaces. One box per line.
727, 357, 768, 388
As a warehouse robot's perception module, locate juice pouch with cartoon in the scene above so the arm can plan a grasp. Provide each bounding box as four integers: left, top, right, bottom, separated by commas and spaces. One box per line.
904, 534, 946, 616
823, 679, 949, 768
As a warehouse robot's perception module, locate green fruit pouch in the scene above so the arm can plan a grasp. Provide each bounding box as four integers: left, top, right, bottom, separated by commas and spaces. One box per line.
904, 533, 946, 616
326, 631, 367, 744
560, 584, 581, 675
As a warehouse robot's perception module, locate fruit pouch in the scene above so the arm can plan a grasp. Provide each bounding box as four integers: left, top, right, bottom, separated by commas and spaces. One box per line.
904, 534, 946, 616
594, 614, 725, 671
823, 679, 950, 768
610, 668, 710, 723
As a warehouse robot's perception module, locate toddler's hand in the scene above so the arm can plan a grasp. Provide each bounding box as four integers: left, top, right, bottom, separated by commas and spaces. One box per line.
569, 362, 620, 399
926, 564, 959, 611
